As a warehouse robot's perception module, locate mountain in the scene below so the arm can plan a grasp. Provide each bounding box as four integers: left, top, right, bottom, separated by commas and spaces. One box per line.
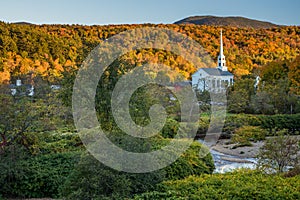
12, 21, 34, 25
174, 16, 279, 29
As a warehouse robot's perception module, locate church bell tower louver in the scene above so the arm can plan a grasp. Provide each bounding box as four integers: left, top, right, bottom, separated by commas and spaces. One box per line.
217, 29, 228, 71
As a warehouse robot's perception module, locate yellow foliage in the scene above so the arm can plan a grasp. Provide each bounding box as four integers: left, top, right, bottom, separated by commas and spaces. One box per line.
0, 71, 11, 83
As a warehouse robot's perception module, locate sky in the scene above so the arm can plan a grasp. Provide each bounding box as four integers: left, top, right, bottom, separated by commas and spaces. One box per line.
0, 0, 299, 25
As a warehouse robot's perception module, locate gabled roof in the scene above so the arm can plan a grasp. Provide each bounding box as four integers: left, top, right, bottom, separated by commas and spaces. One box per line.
199, 68, 233, 76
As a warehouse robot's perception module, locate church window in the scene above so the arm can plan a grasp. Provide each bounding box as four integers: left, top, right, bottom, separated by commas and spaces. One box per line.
217, 80, 220, 88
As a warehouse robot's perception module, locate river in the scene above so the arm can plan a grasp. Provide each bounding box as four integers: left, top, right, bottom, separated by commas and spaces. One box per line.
210, 149, 257, 173
198, 140, 257, 173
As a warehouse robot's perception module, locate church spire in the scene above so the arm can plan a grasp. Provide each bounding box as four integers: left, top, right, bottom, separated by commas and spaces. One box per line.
217, 29, 227, 71
220, 29, 223, 56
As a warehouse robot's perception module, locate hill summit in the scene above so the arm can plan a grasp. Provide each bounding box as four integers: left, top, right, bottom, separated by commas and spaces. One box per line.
174, 16, 279, 28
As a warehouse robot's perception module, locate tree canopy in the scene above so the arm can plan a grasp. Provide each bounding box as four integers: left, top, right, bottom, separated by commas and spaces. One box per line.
0, 22, 300, 84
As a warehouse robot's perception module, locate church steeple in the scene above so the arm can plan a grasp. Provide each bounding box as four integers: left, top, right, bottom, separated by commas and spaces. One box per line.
217, 29, 227, 71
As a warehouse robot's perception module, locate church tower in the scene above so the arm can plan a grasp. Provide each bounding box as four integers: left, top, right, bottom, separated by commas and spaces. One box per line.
217, 29, 228, 71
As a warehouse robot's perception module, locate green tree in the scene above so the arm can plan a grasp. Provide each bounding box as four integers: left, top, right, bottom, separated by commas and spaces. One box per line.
0, 95, 42, 151
227, 77, 255, 113
228, 89, 249, 113
257, 132, 300, 173
250, 90, 274, 114
0, 83, 72, 153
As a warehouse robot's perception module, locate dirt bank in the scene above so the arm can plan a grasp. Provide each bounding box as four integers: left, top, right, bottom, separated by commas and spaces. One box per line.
211, 139, 264, 158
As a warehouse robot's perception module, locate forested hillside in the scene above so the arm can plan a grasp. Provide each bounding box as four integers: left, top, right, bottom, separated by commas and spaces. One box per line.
1, 21, 300, 199
0, 22, 300, 84
174, 15, 279, 28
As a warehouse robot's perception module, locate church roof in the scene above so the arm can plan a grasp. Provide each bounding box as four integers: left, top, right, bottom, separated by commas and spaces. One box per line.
200, 68, 233, 76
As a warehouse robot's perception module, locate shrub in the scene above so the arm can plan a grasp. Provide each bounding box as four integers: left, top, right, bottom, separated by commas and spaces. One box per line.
221, 114, 300, 137
196, 116, 210, 138
60, 152, 164, 200
36, 131, 83, 154
258, 114, 300, 135
161, 118, 179, 138
0, 148, 81, 198
164, 141, 214, 180
222, 114, 262, 135
133, 170, 300, 199
231, 126, 267, 145
61, 140, 214, 199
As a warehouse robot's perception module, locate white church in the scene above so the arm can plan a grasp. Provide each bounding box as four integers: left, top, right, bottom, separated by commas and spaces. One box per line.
192, 30, 234, 93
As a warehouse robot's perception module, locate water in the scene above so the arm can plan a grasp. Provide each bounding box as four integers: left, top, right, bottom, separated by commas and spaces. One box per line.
210, 149, 257, 173
198, 140, 257, 173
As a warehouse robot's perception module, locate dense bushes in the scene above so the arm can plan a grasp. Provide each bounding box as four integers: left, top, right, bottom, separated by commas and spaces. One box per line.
231, 126, 267, 146
164, 141, 214, 180
0, 148, 81, 198
196, 116, 210, 137
0, 124, 214, 199
196, 113, 300, 139
35, 131, 83, 153
258, 114, 300, 135
224, 114, 300, 135
60, 152, 165, 200
133, 170, 300, 199
196, 113, 263, 138
222, 114, 262, 135
0, 133, 214, 199
1, 114, 298, 199
161, 118, 179, 138
61, 140, 214, 199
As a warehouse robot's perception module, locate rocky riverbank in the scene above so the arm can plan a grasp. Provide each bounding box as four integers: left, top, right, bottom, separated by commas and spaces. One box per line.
211, 139, 264, 158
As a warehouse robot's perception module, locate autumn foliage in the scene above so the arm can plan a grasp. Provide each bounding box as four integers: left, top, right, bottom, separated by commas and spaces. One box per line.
0, 22, 300, 84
